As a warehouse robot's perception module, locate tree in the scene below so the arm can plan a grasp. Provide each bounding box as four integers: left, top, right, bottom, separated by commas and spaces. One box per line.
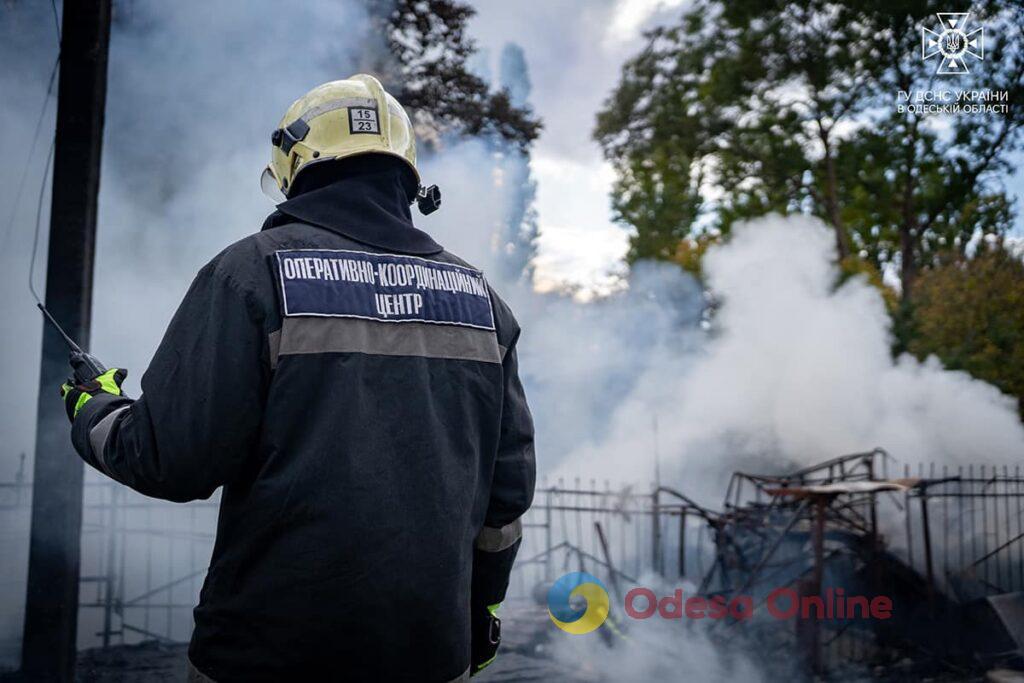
367, 0, 541, 149
595, 0, 1024, 298
908, 243, 1024, 417
362, 5, 542, 279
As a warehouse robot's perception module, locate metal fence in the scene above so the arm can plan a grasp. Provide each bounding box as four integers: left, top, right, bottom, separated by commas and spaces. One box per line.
0, 472, 219, 653
3, 453, 1024, 679
0, 472, 31, 669
77, 479, 220, 647
1, 474, 702, 652
903, 463, 1024, 599
510, 478, 714, 601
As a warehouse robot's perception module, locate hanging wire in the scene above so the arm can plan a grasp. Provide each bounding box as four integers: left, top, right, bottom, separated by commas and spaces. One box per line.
49, 0, 62, 41
1, 55, 59, 248
3, 0, 62, 305
20, 0, 62, 303
28, 139, 58, 305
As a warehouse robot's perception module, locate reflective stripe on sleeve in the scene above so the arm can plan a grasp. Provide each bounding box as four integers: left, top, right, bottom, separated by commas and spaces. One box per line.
475, 518, 522, 552
88, 405, 130, 475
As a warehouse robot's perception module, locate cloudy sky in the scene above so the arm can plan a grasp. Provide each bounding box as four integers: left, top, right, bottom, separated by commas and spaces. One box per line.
468, 0, 690, 292
467, 0, 1024, 292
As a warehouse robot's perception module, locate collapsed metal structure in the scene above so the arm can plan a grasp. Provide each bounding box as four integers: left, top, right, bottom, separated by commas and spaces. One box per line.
701, 450, 1024, 676
509, 450, 1024, 679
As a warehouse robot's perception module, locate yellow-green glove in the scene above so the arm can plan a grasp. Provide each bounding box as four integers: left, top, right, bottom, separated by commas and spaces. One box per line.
470, 603, 501, 676
60, 368, 127, 422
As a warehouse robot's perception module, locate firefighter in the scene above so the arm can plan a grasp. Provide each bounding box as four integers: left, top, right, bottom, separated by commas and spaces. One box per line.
61, 74, 536, 682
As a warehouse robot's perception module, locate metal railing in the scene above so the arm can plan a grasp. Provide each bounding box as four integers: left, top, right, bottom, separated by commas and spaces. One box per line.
1, 474, 707, 651
0, 473, 218, 652
77, 480, 219, 647
902, 463, 1024, 599
3, 453, 1024, 680
510, 478, 715, 599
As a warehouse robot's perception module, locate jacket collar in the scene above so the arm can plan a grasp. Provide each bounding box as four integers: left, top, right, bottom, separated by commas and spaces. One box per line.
263, 166, 443, 256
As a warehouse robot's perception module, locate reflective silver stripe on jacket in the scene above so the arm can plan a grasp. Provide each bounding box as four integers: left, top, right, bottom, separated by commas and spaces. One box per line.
268, 317, 501, 368
88, 405, 130, 475
475, 518, 522, 553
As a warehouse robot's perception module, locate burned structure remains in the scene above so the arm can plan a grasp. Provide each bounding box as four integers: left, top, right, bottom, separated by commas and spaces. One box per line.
510, 450, 1024, 680
696, 451, 1024, 678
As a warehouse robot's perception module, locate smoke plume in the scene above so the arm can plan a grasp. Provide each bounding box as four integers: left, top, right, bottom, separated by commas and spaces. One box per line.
555, 215, 1024, 501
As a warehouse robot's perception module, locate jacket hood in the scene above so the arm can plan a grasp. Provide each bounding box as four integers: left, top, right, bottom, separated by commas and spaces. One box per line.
263, 156, 443, 256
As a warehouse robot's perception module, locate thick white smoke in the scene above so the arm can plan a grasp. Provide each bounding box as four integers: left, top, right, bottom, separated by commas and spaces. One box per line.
428, 149, 1022, 494
549, 573, 769, 683
556, 214, 1024, 501
420, 141, 705, 469
92, 0, 376, 383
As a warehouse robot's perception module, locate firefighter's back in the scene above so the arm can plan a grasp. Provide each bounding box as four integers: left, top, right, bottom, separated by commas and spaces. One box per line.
188, 220, 515, 681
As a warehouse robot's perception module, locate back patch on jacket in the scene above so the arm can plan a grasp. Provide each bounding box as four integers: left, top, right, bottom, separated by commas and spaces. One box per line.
275, 249, 495, 331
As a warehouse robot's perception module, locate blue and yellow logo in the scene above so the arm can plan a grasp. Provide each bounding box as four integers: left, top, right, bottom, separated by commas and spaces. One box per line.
547, 572, 610, 634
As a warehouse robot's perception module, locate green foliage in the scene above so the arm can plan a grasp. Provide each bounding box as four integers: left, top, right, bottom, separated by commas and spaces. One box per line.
907, 244, 1024, 417
595, 0, 1024, 297
370, 0, 542, 148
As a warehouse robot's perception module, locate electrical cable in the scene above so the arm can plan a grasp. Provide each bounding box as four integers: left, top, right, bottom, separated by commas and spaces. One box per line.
2, 0, 61, 247
49, 0, 61, 41
1, 55, 59, 247
16, 0, 62, 303
28, 138, 57, 305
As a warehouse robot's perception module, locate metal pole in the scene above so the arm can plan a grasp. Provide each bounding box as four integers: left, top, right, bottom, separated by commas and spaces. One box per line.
594, 522, 622, 605
865, 455, 878, 544
544, 489, 553, 582
920, 491, 935, 610
982, 465, 990, 587
904, 465, 914, 568
794, 498, 826, 674
651, 488, 661, 575
803, 498, 826, 675
22, 1, 112, 679
678, 511, 687, 579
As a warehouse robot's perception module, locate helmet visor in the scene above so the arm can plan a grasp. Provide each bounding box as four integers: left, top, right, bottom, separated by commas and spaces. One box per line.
260, 166, 287, 203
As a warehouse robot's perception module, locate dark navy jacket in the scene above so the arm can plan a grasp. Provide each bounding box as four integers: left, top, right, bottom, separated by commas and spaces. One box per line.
70, 160, 536, 682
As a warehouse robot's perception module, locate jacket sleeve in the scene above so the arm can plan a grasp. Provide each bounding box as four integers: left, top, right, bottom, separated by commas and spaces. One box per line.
70, 261, 269, 502
472, 325, 536, 612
